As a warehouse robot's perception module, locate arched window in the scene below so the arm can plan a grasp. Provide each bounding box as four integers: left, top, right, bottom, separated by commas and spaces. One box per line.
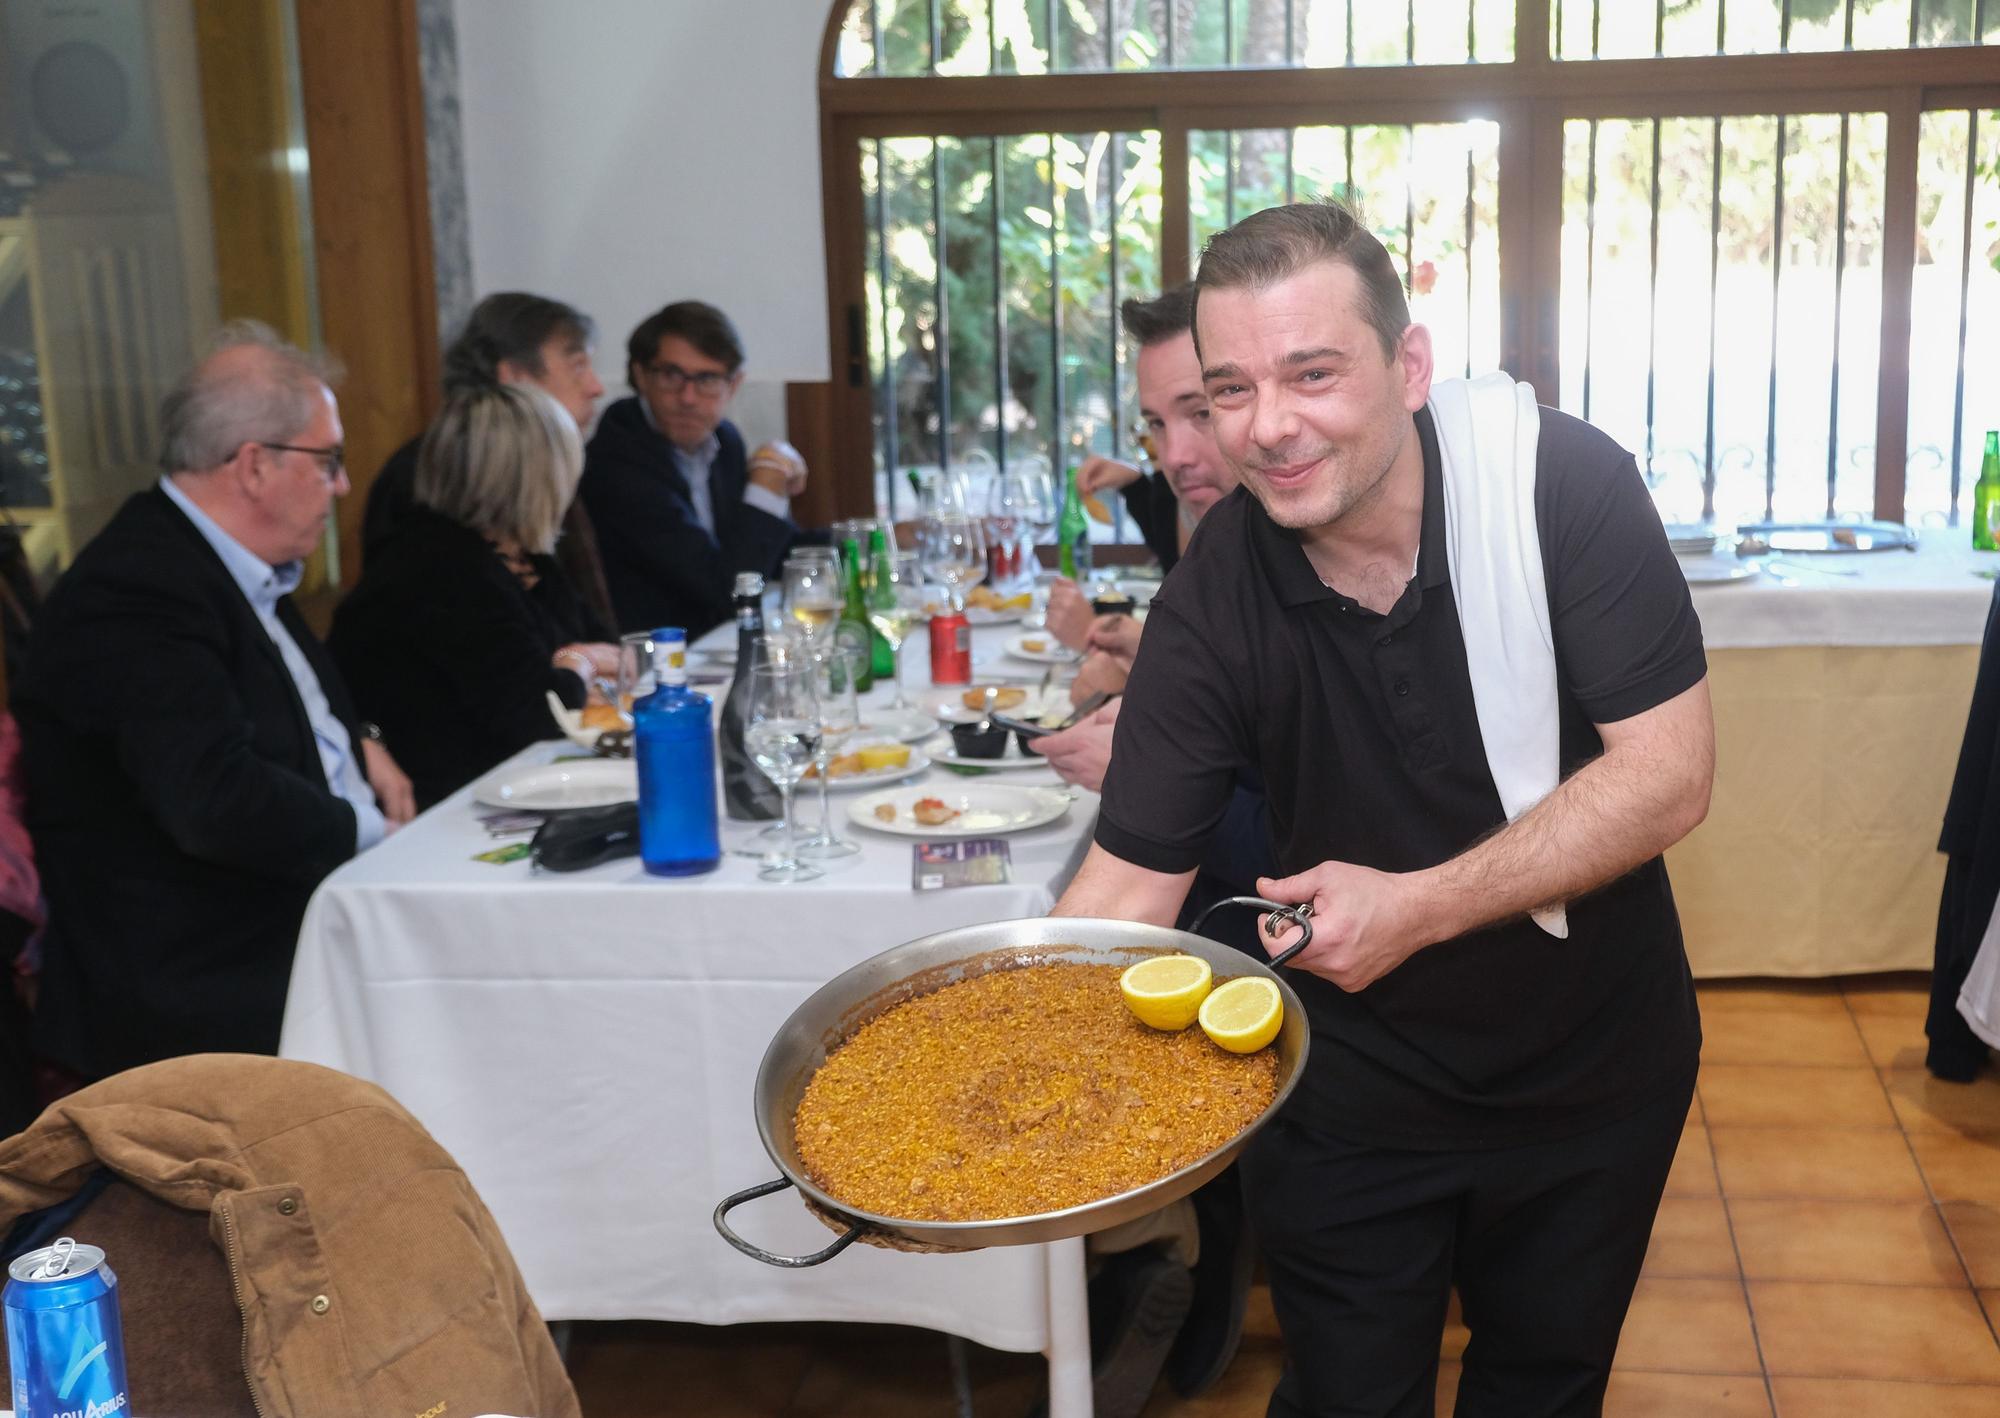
819, 1, 1998, 532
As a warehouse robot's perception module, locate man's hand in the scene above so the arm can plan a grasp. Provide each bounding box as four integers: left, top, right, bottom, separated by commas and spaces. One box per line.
361, 738, 416, 827
1256, 861, 1424, 993
1069, 651, 1128, 705
1045, 578, 1094, 650
1075, 455, 1142, 502
749, 440, 809, 497
1084, 614, 1143, 674
1030, 698, 1120, 793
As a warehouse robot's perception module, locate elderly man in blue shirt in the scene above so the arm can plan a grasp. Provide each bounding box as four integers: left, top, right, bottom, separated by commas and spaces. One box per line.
15, 321, 413, 1080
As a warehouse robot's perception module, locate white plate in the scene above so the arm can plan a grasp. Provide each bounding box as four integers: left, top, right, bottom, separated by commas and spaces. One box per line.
921, 685, 1064, 726
928, 739, 1056, 772
1004, 632, 1078, 664
806, 744, 932, 791
471, 759, 637, 811
848, 783, 1073, 837
854, 705, 938, 743
1680, 557, 1759, 584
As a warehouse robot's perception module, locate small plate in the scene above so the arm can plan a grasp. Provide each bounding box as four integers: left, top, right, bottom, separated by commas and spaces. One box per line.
1680, 558, 1760, 585
1004, 632, 1078, 664
853, 706, 938, 743
471, 759, 637, 811
921, 685, 1064, 726
805, 744, 932, 791
848, 783, 1072, 837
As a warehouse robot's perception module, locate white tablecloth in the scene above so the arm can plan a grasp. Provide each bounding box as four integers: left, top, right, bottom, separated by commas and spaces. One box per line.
279, 623, 1101, 1395
1687, 531, 1997, 649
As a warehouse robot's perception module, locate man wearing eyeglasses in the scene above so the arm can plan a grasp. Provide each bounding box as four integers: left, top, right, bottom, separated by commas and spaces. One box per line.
579, 300, 812, 637
13, 321, 415, 1082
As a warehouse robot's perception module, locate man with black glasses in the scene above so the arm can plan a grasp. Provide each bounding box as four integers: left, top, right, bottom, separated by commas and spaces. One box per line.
579, 300, 812, 637
16, 322, 414, 1079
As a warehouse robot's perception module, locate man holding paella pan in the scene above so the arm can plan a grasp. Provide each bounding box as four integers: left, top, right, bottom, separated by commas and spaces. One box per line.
1054, 199, 1714, 1417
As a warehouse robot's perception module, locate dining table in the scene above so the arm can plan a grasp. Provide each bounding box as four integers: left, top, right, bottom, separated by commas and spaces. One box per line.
278, 605, 1108, 1416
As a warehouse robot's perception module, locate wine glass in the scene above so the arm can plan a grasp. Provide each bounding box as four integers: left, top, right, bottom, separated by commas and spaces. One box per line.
798, 646, 864, 860
744, 659, 822, 883
920, 511, 986, 612
865, 549, 926, 711
1018, 457, 1058, 550
783, 557, 844, 654
987, 469, 1044, 591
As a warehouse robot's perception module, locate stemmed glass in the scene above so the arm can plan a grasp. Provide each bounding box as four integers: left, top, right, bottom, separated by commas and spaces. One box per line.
920, 511, 986, 612
865, 549, 926, 711
798, 647, 863, 860
782, 556, 844, 656
744, 659, 822, 883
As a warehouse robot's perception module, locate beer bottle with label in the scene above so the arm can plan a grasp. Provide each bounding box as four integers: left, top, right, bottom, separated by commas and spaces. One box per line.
838, 538, 877, 692
1974, 432, 2000, 552
864, 526, 898, 681
720, 573, 781, 820
1058, 464, 1092, 580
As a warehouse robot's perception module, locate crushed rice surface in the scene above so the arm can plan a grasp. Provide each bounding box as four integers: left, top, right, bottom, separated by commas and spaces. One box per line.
795, 961, 1279, 1222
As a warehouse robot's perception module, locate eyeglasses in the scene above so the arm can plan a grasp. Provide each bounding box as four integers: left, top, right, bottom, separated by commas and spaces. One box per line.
260, 441, 346, 480
641, 361, 733, 397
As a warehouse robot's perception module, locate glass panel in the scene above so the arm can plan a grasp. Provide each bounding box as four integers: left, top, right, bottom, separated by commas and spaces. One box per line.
1111, 0, 1169, 68
1231, 0, 1295, 64
0, 0, 315, 577
1056, 0, 1110, 72
993, 0, 1053, 73
938, 0, 996, 75
864, 127, 1162, 537
1909, 109, 2000, 528
1472, 0, 1516, 61
836, 0, 878, 74
1189, 122, 1501, 380
1561, 111, 1885, 527
1553, 0, 1992, 57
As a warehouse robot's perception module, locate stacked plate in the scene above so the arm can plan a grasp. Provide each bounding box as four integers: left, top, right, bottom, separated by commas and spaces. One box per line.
1664, 523, 1721, 557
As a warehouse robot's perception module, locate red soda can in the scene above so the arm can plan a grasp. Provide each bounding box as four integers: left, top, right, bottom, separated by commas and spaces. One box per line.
929, 612, 972, 684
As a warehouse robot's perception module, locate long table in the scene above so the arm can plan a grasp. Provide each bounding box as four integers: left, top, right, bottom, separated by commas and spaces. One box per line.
279, 622, 1103, 1414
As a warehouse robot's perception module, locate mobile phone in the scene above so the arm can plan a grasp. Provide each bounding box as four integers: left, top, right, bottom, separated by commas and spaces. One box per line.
992, 690, 1117, 739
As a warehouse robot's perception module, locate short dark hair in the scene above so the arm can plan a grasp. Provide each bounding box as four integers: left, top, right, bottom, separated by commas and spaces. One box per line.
1192, 200, 1410, 362
1119, 283, 1195, 348
626, 301, 746, 388
441, 293, 594, 393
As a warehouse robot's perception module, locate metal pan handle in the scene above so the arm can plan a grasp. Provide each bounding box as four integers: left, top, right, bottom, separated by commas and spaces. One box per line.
1187, 894, 1315, 970
713, 1177, 865, 1268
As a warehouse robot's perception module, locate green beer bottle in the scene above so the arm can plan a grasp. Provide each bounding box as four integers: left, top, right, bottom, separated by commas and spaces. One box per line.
1975, 432, 2000, 553
838, 538, 876, 691
864, 527, 896, 681
1058, 465, 1093, 580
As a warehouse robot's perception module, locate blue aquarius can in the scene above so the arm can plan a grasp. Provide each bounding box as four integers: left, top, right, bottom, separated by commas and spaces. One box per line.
4, 1239, 130, 1418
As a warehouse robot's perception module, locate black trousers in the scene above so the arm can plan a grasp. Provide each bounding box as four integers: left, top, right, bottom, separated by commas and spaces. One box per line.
1239, 1074, 1694, 1418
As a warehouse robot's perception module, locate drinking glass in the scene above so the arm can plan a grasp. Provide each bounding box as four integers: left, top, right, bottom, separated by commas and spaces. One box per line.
986, 470, 1038, 591
782, 557, 844, 653
919, 511, 986, 611
744, 659, 822, 883
798, 646, 863, 860
1018, 458, 1058, 550
615, 630, 657, 726
865, 550, 926, 710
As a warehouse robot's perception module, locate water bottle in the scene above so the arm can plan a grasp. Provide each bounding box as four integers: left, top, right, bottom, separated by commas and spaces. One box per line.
720, 574, 781, 821
634, 627, 720, 876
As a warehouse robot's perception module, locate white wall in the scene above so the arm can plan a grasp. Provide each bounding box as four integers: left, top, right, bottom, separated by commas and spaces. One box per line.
453, 0, 833, 443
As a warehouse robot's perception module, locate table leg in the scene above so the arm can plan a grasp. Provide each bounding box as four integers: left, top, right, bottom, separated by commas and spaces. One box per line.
1044, 1234, 1093, 1418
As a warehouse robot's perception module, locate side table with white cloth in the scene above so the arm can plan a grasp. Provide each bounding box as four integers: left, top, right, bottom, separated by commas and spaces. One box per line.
279, 615, 1106, 1416
1667, 531, 1991, 977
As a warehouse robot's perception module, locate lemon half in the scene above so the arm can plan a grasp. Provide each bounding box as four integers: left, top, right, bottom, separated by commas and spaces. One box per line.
1119, 954, 1213, 1031
1198, 976, 1283, 1054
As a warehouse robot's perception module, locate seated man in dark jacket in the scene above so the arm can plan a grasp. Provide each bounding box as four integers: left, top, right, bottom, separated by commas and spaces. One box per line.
580, 300, 811, 638
13, 321, 414, 1079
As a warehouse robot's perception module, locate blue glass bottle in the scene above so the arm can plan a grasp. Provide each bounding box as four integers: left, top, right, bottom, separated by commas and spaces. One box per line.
633, 628, 720, 876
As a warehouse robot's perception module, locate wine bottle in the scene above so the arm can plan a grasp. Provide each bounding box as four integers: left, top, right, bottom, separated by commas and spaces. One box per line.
633, 628, 720, 876
720, 573, 781, 820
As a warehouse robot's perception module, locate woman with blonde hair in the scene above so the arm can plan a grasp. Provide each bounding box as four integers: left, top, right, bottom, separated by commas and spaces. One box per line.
331, 382, 618, 807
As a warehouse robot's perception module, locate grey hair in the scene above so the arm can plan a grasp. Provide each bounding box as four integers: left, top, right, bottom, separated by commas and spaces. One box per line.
413, 382, 582, 554
158, 319, 343, 472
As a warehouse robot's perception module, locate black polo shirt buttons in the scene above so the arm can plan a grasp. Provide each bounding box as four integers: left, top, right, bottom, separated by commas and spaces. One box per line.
1393, 679, 1411, 697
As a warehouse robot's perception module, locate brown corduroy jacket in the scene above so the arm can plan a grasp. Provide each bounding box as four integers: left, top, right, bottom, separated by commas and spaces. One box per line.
0, 1055, 579, 1418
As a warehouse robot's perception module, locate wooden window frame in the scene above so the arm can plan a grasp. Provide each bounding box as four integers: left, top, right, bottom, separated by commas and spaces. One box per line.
816, 1, 2000, 525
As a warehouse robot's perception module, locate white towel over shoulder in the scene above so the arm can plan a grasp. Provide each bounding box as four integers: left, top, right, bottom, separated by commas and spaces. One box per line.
1428, 372, 1566, 938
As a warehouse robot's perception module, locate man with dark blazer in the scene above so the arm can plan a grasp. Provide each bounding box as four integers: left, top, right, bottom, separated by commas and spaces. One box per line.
13, 322, 415, 1080
579, 300, 810, 638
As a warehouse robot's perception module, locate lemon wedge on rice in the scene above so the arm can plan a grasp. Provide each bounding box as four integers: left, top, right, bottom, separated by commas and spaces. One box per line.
1198, 976, 1284, 1054
1119, 954, 1212, 1031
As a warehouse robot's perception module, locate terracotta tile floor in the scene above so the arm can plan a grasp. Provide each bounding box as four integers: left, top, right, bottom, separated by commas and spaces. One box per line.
567, 974, 2000, 1416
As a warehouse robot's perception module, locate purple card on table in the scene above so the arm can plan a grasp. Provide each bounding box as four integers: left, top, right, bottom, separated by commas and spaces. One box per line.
912, 838, 1013, 890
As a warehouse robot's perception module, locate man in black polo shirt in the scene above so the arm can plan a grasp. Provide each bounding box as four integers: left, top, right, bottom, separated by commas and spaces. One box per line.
1054, 200, 1714, 1417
